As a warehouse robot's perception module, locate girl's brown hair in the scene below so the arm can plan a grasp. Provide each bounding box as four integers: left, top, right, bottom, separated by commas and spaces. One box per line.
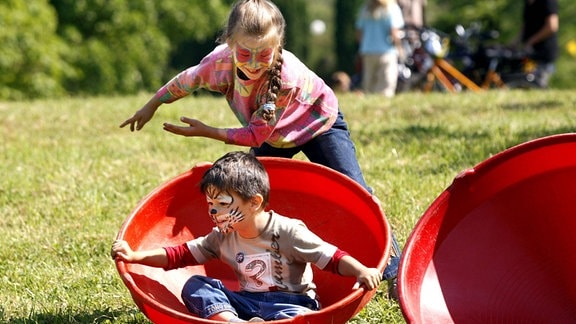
219, 0, 285, 122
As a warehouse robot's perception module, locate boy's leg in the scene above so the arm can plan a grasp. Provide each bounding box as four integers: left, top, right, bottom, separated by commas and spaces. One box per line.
238, 291, 319, 320
182, 275, 278, 321
181, 275, 239, 319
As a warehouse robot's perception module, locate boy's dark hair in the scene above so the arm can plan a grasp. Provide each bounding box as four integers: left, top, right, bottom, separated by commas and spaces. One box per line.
200, 151, 270, 205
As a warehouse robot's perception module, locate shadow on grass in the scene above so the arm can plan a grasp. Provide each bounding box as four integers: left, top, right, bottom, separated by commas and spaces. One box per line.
3, 309, 149, 324
500, 99, 564, 111
359, 123, 576, 175
397, 123, 575, 150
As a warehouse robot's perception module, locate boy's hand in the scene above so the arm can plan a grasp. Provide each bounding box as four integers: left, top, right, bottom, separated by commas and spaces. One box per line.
352, 267, 382, 291
111, 239, 133, 261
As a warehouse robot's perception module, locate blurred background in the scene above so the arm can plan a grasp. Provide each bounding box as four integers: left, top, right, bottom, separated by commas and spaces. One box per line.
1, 0, 574, 101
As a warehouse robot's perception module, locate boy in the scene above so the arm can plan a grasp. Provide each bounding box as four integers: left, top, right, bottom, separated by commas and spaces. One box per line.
111, 151, 381, 322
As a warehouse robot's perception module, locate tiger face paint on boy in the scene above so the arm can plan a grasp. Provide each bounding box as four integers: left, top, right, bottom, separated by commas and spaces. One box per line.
233, 40, 275, 80
205, 188, 246, 234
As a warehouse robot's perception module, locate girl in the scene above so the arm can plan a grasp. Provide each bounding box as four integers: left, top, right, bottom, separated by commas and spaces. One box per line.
111, 151, 382, 322
120, 0, 370, 192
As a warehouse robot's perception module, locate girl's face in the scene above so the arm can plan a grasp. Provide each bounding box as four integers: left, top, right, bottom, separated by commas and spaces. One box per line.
233, 37, 276, 80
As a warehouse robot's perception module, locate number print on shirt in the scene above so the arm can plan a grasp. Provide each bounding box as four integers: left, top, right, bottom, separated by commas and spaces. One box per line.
242, 252, 275, 291
245, 259, 266, 287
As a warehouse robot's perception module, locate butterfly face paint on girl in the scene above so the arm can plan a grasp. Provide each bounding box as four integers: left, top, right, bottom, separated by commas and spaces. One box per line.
206, 188, 246, 234
233, 39, 275, 80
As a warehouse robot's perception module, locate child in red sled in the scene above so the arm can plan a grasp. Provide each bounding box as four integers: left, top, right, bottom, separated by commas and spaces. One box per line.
111, 151, 381, 322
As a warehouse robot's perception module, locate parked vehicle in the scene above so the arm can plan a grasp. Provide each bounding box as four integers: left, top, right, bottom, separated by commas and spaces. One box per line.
397, 22, 541, 93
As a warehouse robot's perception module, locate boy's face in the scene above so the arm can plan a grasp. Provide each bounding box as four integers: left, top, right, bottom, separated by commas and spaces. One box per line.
205, 187, 247, 234
233, 36, 276, 80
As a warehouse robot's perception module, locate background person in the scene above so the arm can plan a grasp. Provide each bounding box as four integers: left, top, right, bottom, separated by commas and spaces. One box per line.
355, 0, 405, 97
329, 71, 352, 93
516, 0, 559, 88
397, 0, 426, 29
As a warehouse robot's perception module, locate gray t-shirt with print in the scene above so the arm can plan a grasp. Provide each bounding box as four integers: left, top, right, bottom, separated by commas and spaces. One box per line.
186, 211, 338, 299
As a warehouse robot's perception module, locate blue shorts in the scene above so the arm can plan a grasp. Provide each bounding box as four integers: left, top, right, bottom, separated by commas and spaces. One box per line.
181, 275, 320, 321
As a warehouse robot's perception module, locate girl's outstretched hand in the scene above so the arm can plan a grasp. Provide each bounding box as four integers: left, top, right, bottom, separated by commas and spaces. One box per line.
120, 97, 161, 131
162, 117, 208, 137
163, 117, 228, 142
120, 106, 156, 131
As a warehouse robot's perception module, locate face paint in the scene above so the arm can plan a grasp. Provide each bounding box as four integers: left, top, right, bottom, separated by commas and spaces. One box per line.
233, 42, 275, 80
206, 190, 246, 234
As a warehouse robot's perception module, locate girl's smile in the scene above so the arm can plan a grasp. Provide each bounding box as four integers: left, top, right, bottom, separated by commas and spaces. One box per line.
233, 38, 276, 80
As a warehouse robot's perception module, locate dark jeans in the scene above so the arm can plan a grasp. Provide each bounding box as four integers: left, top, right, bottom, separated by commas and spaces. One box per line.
181, 275, 319, 320
251, 110, 371, 193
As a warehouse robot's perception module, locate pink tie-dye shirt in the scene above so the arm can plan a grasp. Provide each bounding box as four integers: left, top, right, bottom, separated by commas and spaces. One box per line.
155, 44, 338, 148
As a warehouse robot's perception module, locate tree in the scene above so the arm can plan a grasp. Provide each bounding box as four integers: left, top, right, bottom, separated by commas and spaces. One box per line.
275, 0, 311, 62
1, 0, 573, 100
428, 1, 520, 42
50, 0, 168, 94
49, 0, 229, 96
0, 0, 68, 100
334, 0, 363, 75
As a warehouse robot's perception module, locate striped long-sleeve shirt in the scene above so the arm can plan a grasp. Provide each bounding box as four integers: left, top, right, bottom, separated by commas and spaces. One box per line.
156, 44, 338, 148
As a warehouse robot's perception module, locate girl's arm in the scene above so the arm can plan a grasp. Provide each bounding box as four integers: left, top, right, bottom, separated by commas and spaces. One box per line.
119, 96, 162, 132
111, 240, 169, 268
162, 117, 228, 142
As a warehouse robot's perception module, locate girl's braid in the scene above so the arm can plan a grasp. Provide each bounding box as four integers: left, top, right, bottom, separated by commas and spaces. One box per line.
261, 45, 283, 122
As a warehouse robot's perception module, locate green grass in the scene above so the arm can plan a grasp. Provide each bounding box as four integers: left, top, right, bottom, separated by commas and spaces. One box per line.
1, 89, 575, 323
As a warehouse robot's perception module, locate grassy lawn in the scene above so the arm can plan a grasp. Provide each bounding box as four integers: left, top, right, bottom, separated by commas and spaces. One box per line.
1, 89, 575, 323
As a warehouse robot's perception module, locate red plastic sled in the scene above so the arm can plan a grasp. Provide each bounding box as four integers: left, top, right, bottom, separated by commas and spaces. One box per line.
399, 133, 576, 323
115, 157, 391, 323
